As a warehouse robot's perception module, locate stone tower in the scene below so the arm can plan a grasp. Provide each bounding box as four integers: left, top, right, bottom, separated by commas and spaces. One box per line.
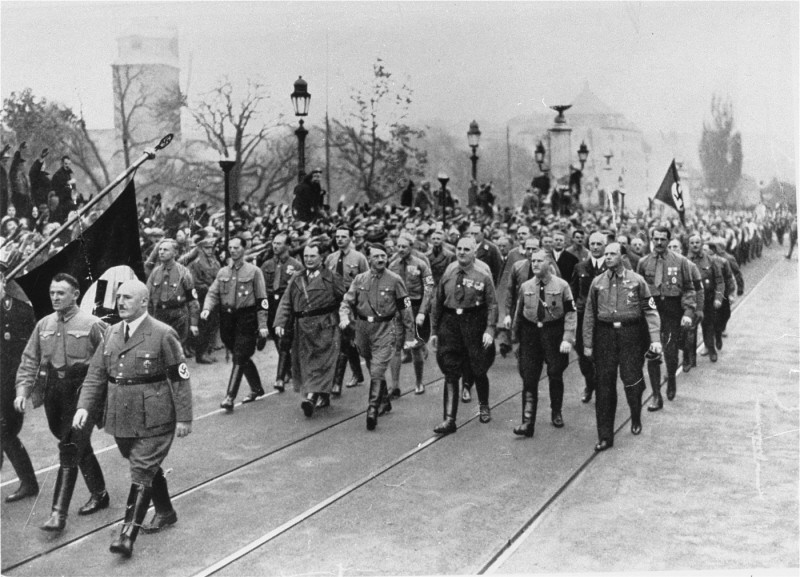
112, 24, 181, 150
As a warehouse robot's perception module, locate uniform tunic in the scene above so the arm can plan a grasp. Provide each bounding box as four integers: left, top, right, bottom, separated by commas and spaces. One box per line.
16, 305, 107, 463
77, 315, 192, 486
261, 253, 303, 345
204, 260, 268, 364
340, 269, 414, 378
584, 268, 661, 444
147, 261, 200, 344
388, 253, 434, 343
512, 275, 576, 414
636, 251, 696, 378
570, 257, 607, 391
431, 262, 498, 380
689, 253, 723, 354
188, 251, 221, 356
274, 268, 346, 394
1, 292, 36, 471
426, 246, 456, 287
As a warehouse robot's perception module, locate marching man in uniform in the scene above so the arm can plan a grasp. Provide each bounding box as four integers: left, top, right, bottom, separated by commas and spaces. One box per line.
73, 279, 192, 557
201, 236, 269, 410
583, 243, 661, 452
340, 244, 415, 431
430, 236, 498, 434
15, 273, 109, 531
511, 249, 576, 437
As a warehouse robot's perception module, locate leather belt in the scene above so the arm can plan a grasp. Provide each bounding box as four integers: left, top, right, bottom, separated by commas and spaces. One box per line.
156, 303, 186, 310
109, 374, 167, 385
46, 365, 89, 380
598, 319, 640, 329
223, 305, 257, 315
522, 317, 564, 328
296, 304, 339, 319
443, 305, 486, 316
356, 313, 393, 323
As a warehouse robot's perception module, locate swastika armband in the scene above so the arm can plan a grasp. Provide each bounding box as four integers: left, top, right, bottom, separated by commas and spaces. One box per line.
564, 299, 575, 313
259, 298, 269, 311
396, 296, 411, 310
167, 362, 191, 381
186, 288, 197, 302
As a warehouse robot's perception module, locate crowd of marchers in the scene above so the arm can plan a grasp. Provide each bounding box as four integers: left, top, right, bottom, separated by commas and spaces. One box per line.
0, 153, 796, 558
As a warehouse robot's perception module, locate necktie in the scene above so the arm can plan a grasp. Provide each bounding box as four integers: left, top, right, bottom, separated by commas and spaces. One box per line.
272, 259, 282, 292
125, 324, 130, 343
455, 269, 465, 305
336, 253, 344, 277
537, 282, 546, 322
655, 255, 664, 292
53, 315, 67, 369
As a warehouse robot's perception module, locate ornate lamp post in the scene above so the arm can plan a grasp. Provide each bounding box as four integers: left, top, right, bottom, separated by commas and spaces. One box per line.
219, 158, 236, 255
578, 141, 589, 170
437, 172, 450, 229
534, 140, 547, 173
290, 76, 311, 184
467, 120, 481, 181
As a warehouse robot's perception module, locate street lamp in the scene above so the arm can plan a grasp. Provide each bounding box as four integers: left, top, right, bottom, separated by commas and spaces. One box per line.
535, 140, 547, 172
467, 120, 481, 181
437, 172, 450, 229
291, 76, 311, 183
219, 158, 236, 256
577, 141, 589, 170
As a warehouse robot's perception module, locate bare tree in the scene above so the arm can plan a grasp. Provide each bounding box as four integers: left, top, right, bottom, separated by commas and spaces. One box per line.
331, 59, 427, 203
113, 66, 150, 168
187, 79, 295, 205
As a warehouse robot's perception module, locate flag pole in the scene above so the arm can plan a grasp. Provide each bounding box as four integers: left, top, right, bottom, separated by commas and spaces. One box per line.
4, 134, 174, 282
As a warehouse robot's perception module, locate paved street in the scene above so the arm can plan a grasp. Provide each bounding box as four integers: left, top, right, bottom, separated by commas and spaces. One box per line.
1, 245, 797, 576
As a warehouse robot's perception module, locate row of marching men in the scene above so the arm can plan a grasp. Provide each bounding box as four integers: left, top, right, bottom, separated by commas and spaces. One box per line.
0, 221, 742, 557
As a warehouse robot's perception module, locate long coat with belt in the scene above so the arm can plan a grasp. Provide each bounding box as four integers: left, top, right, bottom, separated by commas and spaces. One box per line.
273, 268, 347, 394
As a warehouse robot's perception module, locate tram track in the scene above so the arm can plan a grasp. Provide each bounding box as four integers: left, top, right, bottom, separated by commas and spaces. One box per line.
3, 251, 780, 576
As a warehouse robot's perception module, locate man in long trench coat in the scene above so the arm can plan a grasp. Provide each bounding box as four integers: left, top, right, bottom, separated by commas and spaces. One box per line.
274, 242, 347, 418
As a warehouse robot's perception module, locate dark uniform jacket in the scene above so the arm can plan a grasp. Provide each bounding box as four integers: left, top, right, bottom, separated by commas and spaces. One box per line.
204, 260, 268, 330
636, 251, 697, 317
262, 253, 303, 302
570, 257, 607, 315
475, 240, 504, 285
552, 249, 579, 285
77, 315, 193, 438
583, 268, 661, 349
511, 275, 577, 345
426, 246, 455, 286
188, 251, 221, 294
431, 261, 498, 338
689, 253, 724, 307
147, 262, 200, 325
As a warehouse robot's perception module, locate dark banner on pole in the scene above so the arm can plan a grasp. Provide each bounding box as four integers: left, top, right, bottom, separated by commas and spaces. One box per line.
654, 160, 686, 225
16, 179, 145, 319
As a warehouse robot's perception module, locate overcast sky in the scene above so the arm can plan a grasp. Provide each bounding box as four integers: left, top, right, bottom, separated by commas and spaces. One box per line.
1, 1, 798, 178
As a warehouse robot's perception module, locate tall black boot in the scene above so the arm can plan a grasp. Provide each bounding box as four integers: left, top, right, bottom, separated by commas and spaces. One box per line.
647, 360, 663, 412
628, 384, 643, 435
41, 466, 79, 532
3, 436, 39, 502
110, 483, 152, 558
241, 359, 265, 403
433, 378, 459, 435
366, 379, 381, 431
221, 364, 243, 410
142, 469, 177, 533
274, 350, 291, 392
666, 375, 677, 401
378, 379, 392, 415
513, 389, 537, 437
78, 452, 109, 515
331, 352, 348, 396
